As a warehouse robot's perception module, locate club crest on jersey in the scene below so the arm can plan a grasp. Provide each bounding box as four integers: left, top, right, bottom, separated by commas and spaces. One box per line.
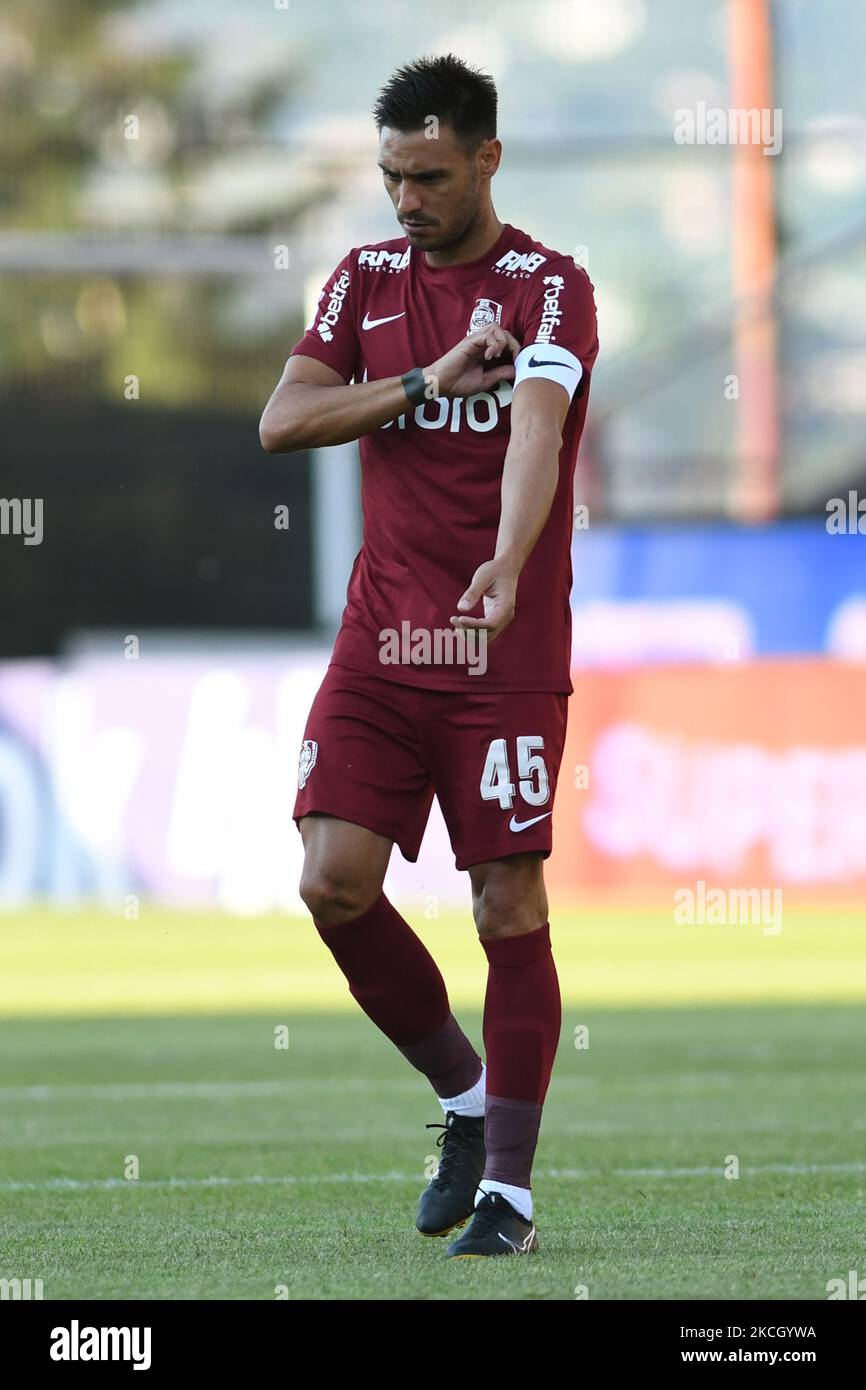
298, 739, 318, 789
467, 298, 502, 335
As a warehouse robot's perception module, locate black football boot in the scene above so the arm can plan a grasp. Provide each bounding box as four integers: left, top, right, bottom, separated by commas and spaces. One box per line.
445, 1190, 539, 1258
415, 1110, 486, 1237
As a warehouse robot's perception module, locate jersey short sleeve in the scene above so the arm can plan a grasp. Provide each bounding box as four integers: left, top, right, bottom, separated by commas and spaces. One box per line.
514, 260, 599, 403
289, 251, 359, 384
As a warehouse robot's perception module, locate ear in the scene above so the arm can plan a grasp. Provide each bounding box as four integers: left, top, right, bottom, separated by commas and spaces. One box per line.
477, 138, 502, 178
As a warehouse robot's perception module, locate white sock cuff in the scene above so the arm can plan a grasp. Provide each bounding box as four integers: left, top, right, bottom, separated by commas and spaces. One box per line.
475, 1179, 533, 1222
438, 1062, 486, 1117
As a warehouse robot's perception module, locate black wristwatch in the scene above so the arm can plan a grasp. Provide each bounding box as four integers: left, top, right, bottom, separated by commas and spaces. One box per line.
401, 367, 428, 406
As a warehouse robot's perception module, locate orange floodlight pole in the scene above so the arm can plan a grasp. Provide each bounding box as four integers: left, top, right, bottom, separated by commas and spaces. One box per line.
728, 0, 780, 521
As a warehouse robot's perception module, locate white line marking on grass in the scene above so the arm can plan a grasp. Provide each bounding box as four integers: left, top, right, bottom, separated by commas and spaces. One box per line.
2, 1162, 865, 1194
5, 1072, 848, 1104
553, 1162, 866, 1178
0, 1173, 411, 1192
0, 1074, 746, 1102
0, 1079, 421, 1102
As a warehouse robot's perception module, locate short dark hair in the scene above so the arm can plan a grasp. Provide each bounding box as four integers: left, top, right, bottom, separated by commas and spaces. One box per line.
372, 54, 497, 153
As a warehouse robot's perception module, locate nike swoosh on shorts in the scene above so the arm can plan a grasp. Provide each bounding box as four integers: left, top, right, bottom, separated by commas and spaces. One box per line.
508, 811, 552, 832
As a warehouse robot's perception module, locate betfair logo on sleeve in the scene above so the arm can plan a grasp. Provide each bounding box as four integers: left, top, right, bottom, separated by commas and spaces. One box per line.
316, 268, 350, 342
535, 276, 565, 343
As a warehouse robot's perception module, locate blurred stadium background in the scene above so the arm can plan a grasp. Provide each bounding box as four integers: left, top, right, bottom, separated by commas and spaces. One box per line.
2, 0, 865, 922
1, 0, 865, 1300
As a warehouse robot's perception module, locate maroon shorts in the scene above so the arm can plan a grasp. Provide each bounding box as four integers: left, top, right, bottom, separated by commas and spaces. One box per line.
293, 663, 569, 872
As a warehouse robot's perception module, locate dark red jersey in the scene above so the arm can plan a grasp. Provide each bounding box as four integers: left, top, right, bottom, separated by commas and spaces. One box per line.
289, 221, 598, 692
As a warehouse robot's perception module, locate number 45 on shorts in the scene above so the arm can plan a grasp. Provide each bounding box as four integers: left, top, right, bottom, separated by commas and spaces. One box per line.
480, 736, 550, 810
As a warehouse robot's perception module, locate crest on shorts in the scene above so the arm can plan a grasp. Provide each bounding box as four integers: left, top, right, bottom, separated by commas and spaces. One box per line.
466, 298, 502, 336
298, 739, 318, 789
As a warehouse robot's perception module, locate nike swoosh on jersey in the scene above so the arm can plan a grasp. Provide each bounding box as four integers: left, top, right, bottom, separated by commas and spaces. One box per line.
508, 811, 553, 832
362, 312, 406, 330
527, 355, 577, 370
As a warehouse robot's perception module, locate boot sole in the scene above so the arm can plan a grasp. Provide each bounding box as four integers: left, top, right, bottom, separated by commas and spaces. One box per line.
417, 1215, 470, 1238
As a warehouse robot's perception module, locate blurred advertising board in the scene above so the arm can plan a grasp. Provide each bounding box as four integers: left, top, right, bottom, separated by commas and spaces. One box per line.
1, 651, 864, 910
548, 661, 866, 896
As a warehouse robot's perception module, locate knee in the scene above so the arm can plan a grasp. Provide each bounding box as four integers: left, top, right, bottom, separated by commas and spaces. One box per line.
472, 877, 547, 941
299, 866, 381, 926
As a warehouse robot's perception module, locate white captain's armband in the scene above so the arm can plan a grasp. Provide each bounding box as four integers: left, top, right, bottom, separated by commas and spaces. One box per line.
513, 342, 583, 401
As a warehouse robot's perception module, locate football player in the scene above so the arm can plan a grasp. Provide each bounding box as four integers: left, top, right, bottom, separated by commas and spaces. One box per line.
260, 53, 598, 1258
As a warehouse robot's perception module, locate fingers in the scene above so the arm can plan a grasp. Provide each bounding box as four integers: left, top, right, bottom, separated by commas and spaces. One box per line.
450, 613, 493, 629
480, 364, 516, 390
455, 559, 498, 612
468, 326, 522, 361
456, 578, 485, 611
450, 559, 517, 643
448, 612, 514, 644
482, 327, 509, 360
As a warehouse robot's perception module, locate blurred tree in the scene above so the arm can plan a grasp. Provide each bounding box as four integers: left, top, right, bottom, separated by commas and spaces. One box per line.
0, 0, 323, 410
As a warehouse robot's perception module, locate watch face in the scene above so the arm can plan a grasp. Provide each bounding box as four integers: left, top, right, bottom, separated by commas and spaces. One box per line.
403, 368, 426, 405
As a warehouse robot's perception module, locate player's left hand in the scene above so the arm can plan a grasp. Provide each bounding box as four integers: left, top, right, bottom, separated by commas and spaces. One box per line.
450, 558, 519, 644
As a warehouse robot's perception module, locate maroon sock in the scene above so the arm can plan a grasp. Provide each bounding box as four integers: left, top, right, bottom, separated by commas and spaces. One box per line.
480, 921, 561, 1188
314, 891, 482, 1098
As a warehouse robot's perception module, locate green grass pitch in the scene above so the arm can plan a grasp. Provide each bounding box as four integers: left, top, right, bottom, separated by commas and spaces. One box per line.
0, 903, 864, 1300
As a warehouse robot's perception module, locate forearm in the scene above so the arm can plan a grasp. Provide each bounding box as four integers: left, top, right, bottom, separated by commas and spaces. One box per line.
494, 426, 562, 573
260, 373, 415, 452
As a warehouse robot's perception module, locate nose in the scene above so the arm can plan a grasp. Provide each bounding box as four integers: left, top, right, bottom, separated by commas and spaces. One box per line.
396, 182, 422, 218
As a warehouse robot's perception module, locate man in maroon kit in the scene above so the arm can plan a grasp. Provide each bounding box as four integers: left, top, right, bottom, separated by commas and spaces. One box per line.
260, 54, 598, 1258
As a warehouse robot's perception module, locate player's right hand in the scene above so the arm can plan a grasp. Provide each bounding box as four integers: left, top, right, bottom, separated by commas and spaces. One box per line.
423, 326, 521, 400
